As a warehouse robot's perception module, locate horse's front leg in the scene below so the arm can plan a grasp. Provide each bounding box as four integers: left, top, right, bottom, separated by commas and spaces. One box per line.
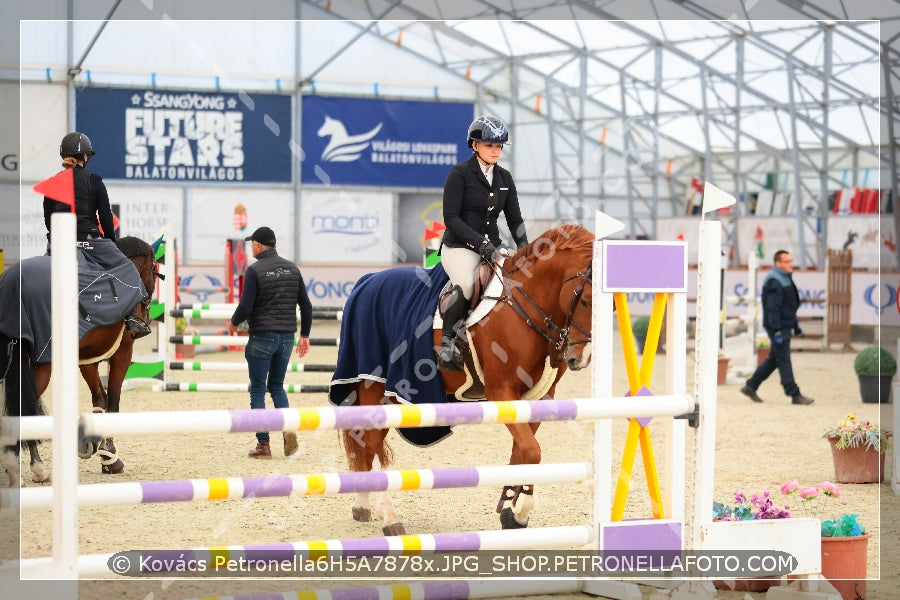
78, 363, 124, 474
98, 340, 132, 475
498, 422, 541, 529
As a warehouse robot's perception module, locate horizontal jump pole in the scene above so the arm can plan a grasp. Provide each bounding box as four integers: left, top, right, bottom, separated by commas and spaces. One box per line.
175, 580, 584, 600
177, 303, 344, 312
4, 395, 694, 443
169, 361, 336, 372
177, 286, 229, 294
17, 525, 593, 578
163, 383, 330, 393
7, 461, 591, 511
170, 308, 342, 321
169, 335, 339, 347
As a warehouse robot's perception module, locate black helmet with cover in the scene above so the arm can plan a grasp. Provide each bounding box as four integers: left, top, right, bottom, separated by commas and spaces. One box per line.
60, 132, 95, 157
467, 116, 509, 148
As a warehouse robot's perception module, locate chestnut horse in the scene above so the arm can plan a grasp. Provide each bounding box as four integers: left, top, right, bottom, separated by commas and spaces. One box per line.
331, 224, 594, 535
0, 236, 160, 484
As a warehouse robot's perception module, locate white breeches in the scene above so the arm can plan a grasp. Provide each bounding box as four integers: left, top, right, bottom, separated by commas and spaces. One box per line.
441, 246, 481, 299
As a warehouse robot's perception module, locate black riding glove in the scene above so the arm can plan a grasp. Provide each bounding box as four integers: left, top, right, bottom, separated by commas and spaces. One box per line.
478, 240, 499, 262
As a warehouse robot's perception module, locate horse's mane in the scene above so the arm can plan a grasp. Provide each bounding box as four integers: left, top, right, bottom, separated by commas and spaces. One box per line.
507, 224, 594, 273
115, 236, 151, 259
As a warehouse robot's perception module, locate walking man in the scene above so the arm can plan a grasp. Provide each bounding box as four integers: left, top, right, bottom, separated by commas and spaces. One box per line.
231, 226, 313, 458
741, 250, 814, 405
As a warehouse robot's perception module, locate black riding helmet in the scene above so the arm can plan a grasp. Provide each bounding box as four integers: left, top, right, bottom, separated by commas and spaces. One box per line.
60, 132, 95, 157
467, 116, 509, 148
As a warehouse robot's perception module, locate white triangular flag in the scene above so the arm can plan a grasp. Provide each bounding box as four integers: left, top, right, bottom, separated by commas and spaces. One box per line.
595, 210, 625, 239
702, 181, 736, 214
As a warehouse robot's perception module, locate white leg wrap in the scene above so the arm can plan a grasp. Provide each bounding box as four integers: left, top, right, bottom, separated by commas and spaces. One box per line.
513, 490, 535, 523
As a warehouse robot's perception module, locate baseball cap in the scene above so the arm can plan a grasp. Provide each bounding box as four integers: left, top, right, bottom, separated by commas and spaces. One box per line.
245, 226, 276, 246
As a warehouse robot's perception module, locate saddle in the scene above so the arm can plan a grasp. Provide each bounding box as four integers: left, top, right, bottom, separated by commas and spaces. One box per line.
437, 260, 496, 315
434, 259, 560, 402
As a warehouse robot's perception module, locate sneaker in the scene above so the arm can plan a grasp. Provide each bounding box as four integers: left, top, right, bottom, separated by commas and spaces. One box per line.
740, 385, 764, 403
791, 394, 814, 406
283, 432, 299, 457
248, 442, 272, 459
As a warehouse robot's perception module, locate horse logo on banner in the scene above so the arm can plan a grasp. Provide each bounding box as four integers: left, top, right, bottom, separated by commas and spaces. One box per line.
317, 116, 383, 162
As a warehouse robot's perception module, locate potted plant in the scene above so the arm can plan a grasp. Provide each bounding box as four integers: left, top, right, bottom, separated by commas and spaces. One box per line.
713, 481, 870, 599
853, 345, 896, 403
823, 413, 892, 483
717, 350, 729, 385
174, 317, 196, 359
756, 337, 770, 366
632, 315, 650, 354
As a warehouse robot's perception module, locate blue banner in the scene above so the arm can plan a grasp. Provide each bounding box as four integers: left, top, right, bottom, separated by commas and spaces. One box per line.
76, 87, 292, 183
301, 96, 473, 187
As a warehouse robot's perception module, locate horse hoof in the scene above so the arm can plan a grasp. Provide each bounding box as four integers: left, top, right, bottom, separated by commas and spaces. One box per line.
78, 441, 99, 460
102, 459, 125, 474
352, 507, 372, 522
31, 472, 51, 484
500, 507, 528, 529
382, 523, 406, 536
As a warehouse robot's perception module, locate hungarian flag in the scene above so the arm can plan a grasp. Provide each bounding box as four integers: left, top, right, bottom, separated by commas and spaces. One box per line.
754, 226, 765, 259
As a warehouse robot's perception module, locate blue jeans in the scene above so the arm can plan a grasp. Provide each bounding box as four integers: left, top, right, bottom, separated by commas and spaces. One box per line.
245, 331, 294, 443
746, 329, 800, 397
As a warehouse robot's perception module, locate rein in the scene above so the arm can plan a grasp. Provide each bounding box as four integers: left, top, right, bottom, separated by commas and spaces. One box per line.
485, 259, 592, 352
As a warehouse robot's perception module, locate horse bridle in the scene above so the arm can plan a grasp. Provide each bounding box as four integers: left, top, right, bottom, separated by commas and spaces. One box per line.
490, 261, 592, 352
128, 250, 165, 325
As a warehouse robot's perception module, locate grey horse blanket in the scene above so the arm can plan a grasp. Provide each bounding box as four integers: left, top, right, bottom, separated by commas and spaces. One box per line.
0, 238, 147, 363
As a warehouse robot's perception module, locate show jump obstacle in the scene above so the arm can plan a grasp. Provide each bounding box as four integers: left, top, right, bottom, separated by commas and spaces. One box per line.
1, 191, 835, 600
120, 234, 339, 393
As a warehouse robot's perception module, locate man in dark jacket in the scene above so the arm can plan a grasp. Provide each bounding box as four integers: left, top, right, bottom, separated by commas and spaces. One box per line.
231, 226, 314, 458
741, 250, 814, 405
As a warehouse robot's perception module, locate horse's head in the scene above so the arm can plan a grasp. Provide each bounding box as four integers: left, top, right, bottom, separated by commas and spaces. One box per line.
561, 262, 592, 371
317, 115, 346, 140
115, 236, 162, 297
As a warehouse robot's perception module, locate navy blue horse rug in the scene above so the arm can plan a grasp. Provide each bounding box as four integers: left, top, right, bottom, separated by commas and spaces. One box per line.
329, 263, 456, 446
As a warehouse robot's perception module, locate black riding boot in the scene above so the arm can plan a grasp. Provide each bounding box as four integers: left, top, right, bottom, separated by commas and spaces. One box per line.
437, 285, 469, 372
125, 306, 152, 339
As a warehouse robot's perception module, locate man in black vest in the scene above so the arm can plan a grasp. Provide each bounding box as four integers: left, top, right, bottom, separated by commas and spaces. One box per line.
231, 226, 313, 458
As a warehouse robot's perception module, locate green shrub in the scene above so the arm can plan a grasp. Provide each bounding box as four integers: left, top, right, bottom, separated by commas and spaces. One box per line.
632, 316, 651, 336
853, 346, 897, 375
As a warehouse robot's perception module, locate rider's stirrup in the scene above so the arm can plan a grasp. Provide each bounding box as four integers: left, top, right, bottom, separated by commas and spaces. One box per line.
125, 313, 152, 339
437, 335, 464, 371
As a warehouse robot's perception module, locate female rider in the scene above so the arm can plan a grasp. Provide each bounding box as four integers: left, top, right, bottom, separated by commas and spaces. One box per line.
43, 132, 151, 338
437, 116, 528, 371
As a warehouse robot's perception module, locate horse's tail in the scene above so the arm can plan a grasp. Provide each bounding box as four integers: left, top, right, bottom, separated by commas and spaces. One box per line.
1, 335, 44, 420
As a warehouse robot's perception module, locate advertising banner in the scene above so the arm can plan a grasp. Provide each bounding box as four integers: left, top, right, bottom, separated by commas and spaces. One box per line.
299, 189, 394, 264
301, 96, 472, 187
75, 87, 292, 183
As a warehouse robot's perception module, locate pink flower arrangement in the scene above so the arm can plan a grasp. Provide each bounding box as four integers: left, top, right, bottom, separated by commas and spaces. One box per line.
779, 479, 839, 519
715, 480, 864, 536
